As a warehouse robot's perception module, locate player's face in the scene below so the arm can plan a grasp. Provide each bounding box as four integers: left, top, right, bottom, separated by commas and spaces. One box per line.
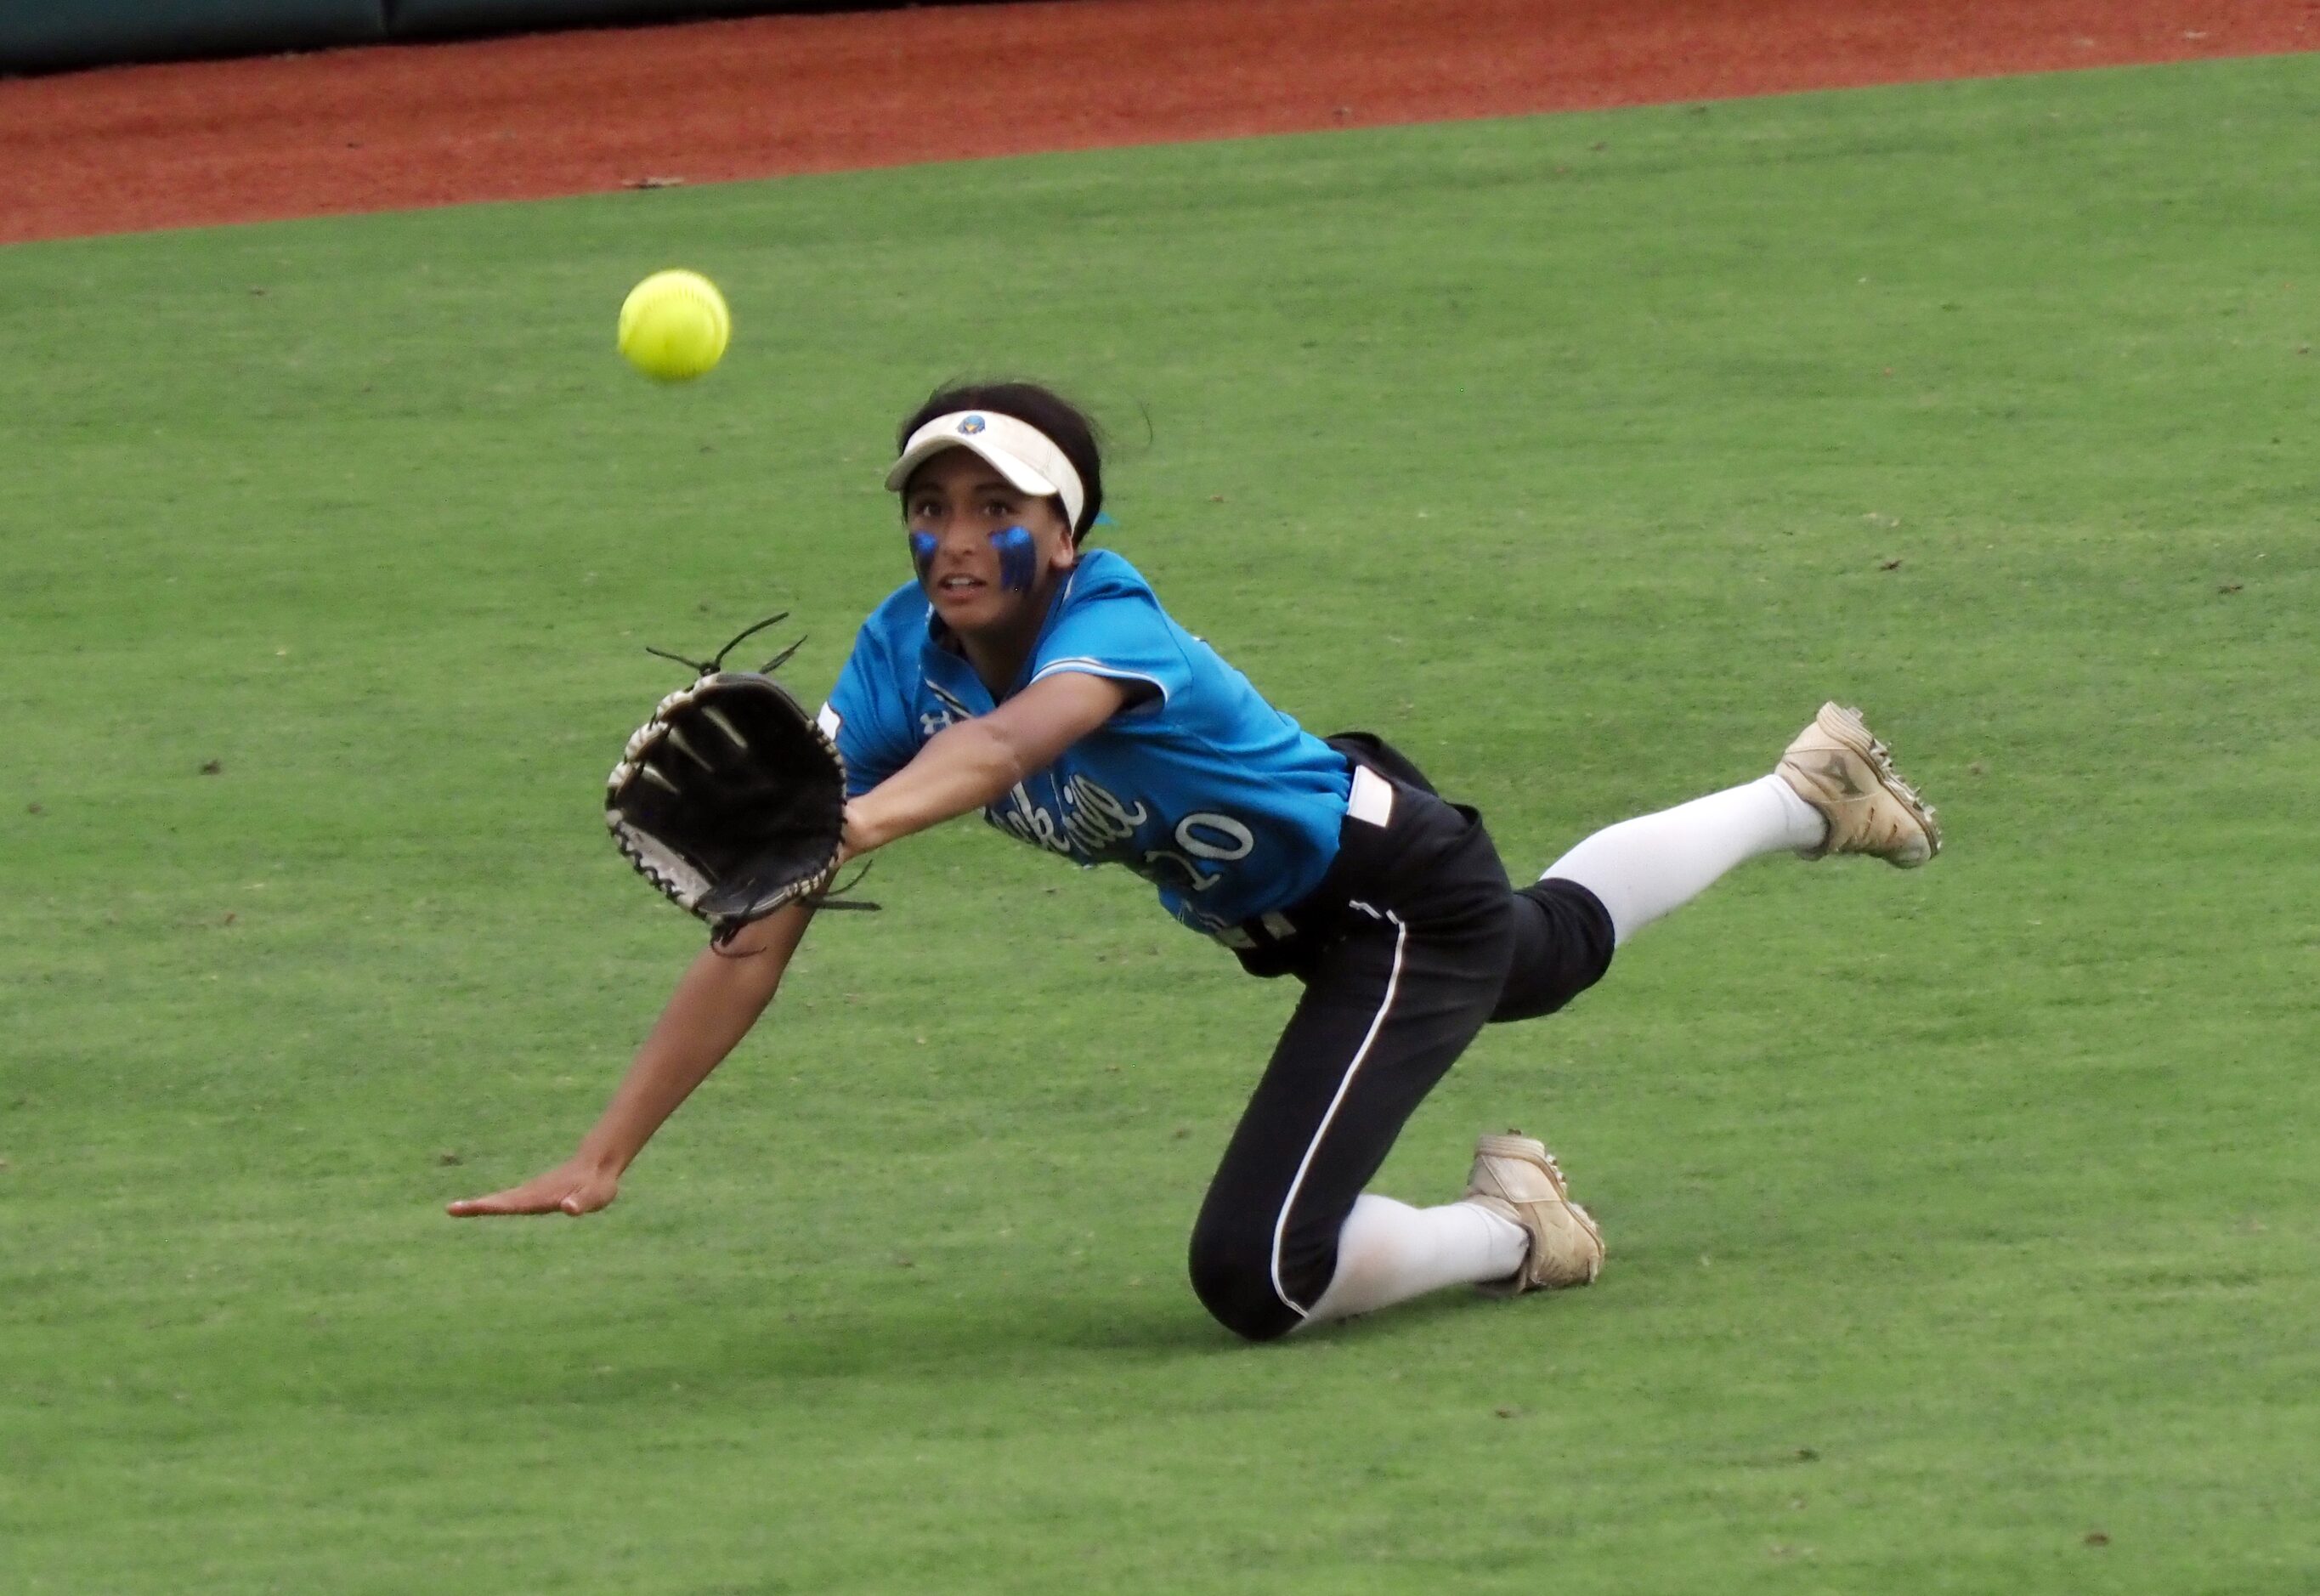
901, 449, 1075, 633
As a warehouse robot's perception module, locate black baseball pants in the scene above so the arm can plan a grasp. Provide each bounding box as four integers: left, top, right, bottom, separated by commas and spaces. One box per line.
1187, 735, 1616, 1342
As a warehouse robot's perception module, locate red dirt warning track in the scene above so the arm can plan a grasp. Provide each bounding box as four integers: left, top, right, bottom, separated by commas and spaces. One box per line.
3, 0, 2313, 245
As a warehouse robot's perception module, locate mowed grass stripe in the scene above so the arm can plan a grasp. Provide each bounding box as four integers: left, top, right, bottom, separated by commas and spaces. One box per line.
1, 54, 2314, 1595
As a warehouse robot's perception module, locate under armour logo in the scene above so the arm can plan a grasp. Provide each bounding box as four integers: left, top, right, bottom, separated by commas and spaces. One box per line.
1817, 756, 1864, 797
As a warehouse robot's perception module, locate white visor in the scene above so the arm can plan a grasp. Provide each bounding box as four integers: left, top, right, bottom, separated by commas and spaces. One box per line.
885, 410, 1087, 532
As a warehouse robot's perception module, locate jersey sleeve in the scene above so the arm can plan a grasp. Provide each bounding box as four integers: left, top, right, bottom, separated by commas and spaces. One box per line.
820, 624, 918, 798
1027, 566, 1194, 706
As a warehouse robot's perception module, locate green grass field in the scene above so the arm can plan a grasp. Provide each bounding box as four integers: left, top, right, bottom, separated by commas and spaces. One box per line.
4, 52, 2316, 1595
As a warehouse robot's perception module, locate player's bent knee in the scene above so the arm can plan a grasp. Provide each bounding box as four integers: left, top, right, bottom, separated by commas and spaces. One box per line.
1187, 1220, 1307, 1343
1490, 877, 1618, 1023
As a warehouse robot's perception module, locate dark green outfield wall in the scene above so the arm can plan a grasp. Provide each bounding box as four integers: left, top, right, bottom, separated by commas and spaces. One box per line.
0, 0, 956, 74
382, 0, 811, 37
1, 0, 387, 74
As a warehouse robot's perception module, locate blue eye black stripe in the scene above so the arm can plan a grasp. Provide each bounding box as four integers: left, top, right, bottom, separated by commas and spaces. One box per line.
992, 526, 1036, 592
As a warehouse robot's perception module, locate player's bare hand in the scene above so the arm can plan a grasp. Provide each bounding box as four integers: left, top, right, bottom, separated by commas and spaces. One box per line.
446, 1156, 620, 1219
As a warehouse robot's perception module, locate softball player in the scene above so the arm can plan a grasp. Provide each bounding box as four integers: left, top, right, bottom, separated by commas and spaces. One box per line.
451, 381, 1940, 1343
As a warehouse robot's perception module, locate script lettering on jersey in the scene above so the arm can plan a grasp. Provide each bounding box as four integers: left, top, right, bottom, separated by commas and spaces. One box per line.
987, 778, 1259, 900
987, 773, 1152, 864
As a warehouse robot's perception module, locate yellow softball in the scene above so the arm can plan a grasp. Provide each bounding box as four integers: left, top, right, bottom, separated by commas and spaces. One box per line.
617, 269, 731, 382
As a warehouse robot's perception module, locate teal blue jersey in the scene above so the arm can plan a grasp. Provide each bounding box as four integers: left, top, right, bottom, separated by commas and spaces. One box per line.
822, 550, 1352, 937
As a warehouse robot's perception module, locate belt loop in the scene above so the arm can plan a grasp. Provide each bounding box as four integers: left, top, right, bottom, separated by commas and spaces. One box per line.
1347, 763, 1395, 828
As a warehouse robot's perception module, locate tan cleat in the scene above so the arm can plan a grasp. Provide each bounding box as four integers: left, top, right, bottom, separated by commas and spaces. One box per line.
1463, 1131, 1604, 1296
1776, 702, 1941, 868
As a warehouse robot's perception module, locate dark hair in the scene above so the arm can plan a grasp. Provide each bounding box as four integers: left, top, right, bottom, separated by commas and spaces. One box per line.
897, 380, 1106, 540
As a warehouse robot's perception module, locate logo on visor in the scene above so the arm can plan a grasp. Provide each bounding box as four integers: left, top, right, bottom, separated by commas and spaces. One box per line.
958, 415, 987, 435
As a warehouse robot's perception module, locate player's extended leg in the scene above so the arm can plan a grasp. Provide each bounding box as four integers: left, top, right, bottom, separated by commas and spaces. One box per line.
1187, 707, 1938, 1337
1430, 703, 1944, 1307
1492, 702, 1939, 1021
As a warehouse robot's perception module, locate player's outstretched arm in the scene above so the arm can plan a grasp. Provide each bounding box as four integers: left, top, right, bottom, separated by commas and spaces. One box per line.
447, 901, 815, 1218
842, 671, 1131, 857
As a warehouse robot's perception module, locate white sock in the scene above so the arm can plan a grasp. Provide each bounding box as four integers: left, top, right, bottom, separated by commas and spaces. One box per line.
1299, 1193, 1531, 1327
1542, 774, 1826, 945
